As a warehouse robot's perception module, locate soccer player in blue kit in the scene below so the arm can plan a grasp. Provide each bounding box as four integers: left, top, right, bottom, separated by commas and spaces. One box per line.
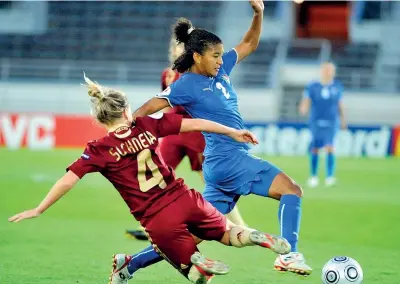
299, 62, 347, 188
126, 0, 312, 277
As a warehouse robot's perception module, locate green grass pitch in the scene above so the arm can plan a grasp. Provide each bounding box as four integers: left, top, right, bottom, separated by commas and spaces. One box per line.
0, 149, 399, 284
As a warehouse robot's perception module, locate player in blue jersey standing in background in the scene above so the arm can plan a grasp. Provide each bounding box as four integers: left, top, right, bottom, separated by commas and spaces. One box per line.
123, 0, 312, 279
299, 62, 347, 188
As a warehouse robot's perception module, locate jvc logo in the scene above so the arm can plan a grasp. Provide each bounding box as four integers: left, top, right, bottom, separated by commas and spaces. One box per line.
0, 114, 55, 149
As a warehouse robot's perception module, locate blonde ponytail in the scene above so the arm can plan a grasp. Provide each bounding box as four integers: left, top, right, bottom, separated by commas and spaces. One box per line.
83, 72, 106, 101
82, 72, 129, 125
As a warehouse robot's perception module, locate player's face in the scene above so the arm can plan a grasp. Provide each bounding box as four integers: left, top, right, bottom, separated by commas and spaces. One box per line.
197, 43, 224, 77
321, 63, 336, 82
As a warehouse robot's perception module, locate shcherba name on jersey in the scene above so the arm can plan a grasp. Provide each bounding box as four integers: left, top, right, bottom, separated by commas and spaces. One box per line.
109, 128, 157, 161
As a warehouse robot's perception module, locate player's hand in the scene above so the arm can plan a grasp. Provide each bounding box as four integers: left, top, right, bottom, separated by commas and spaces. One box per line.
8, 208, 41, 223
341, 121, 347, 130
249, 0, 264, 14
230, 129, 259, 145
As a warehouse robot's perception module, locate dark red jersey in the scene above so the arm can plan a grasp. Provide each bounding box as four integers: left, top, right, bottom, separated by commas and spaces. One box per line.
67, 114, 188, 221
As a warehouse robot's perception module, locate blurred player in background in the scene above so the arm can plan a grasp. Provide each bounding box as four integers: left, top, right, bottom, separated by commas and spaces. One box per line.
299, 62, 346, 188
131, 0, 312, 276
126, 35, 246, 241
9, 75, 290, 284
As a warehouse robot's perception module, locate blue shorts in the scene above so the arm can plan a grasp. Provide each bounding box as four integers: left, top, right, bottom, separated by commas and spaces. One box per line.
310, 126, 337, 149
204, 166, 281, 214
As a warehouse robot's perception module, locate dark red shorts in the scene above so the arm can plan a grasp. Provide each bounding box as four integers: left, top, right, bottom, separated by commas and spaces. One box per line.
159, 134, 205, 172
141, 189, 226, 275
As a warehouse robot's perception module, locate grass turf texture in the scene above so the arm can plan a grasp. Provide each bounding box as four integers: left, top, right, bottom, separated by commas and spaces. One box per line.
0, 149, 399, 284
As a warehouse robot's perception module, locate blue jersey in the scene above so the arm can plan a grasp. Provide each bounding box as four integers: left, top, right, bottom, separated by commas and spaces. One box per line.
304, 80, 343, 128
157, 49, 270, 192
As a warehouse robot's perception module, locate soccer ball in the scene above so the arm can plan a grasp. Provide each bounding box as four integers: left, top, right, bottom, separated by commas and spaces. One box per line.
321, 256, 363, 284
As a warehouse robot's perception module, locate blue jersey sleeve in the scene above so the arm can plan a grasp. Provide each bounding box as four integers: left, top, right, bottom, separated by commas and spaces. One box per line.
156, 80, 195, 107
222, 49, 238, 76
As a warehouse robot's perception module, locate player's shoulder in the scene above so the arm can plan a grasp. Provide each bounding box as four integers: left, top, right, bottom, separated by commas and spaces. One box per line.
83, 138, 107, 157
170, 73, 199, 92
86, 138, 101, 147
175, 73, 196, 85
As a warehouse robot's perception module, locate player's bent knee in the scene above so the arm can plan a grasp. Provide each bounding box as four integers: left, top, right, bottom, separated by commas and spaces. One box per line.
311, 148, 319, 154
290, 183, 303, 198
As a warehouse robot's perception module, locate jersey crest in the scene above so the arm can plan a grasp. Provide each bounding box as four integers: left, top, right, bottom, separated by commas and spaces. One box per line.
321, 87, 330, 99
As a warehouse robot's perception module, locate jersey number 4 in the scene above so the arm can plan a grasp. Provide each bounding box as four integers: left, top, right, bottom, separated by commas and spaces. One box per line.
137, 149, 167, 192
216, 82, 230, 99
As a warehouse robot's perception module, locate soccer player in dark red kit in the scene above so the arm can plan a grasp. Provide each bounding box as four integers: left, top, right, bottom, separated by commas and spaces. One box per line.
126, 36, 246, 241
9, 75, 290, 284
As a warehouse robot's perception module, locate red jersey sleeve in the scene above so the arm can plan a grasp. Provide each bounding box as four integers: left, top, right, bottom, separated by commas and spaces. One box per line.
67, 141, 106, 178
136, 113, 183, 138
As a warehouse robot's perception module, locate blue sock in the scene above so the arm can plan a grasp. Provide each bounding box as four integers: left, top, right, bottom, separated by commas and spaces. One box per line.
326, 152, 336, 177
310, 152, 319, 176
278, 194, 302, 252
127, 245, 163, 275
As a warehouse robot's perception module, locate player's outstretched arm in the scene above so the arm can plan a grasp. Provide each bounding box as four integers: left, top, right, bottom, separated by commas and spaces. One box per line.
8, 171, 80, 223
234, 0, 264, 64
133, 98, 170, 119
180, 118, 259, 145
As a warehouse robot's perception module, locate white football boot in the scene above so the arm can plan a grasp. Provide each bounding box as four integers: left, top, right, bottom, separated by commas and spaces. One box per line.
307, 176, 319, 188
325, 177, 337, 187
249, 231, 291, 254
189, 252, 230, 284
274, 252, 312, 276
190, 252, 230, 275
109, 254, 133, 284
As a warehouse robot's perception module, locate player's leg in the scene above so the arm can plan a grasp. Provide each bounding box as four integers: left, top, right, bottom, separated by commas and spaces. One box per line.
142, 193, 230, 282
324, 128, 337, 187
308, 148, 320, 188
123, 235, 203, 278
111, 192, 230, 284
225, 205, 247, 226
190, 191, 290, 254
262, 170, 312, 275
225, 153, 310, 275
308, 127, 321, 188
125, 137, 184, 240
111, 229, 228, 284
